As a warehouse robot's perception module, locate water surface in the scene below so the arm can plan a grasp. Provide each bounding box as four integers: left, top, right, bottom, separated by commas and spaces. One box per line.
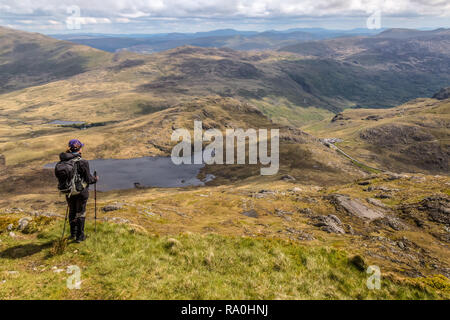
45, 156, 214, 191
49, 120, 86, 125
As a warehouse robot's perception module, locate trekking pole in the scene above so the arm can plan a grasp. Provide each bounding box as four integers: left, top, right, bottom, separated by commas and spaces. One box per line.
94, 171, 97, 234
61, 201, 69, 241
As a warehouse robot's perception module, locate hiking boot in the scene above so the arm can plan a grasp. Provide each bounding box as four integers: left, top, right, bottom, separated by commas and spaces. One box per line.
75, 234, 87, 243
75, 217, 86, 243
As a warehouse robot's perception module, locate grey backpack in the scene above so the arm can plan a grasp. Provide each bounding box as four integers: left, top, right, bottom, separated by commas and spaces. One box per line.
55, 157, 87, 196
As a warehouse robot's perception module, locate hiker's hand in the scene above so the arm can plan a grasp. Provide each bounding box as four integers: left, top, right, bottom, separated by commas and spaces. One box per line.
95, 176, 99, 182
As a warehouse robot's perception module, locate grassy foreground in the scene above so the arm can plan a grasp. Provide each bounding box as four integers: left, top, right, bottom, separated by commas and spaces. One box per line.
1, 221, 448, 300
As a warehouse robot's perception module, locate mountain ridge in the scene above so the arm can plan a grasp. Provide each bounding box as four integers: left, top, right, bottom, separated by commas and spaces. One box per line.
0, 26, 112, 93
1, 26, 449, 128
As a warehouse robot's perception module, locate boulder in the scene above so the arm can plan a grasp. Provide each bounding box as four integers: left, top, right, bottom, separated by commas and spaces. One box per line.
331, 194, 384, 220
242, 209, 259, 218
275, 209, 293, 216
331, 113, 349, 122
364, 115, 383, 121
375, 193, 392, 199
280, 175, 296, 182
373, 186, 400, 192
102, 204, 124, 212
328, 214, 342, 225
312, 215, 345, 234
275, 209, 293, 221
384, 172, 409, 181
18, 217, 32, 231
254, 190, 277, 199
298, 208, 313, 215
367, 198, 388, 209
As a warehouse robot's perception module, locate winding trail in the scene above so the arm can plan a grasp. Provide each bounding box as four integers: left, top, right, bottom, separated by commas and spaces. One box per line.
326, 142, 385, 173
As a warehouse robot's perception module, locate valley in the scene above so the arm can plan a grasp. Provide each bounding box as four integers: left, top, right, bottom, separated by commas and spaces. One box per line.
0, 26, 449, 299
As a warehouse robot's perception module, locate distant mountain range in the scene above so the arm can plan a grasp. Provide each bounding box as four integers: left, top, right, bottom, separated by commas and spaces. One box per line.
50, 28, 386, 53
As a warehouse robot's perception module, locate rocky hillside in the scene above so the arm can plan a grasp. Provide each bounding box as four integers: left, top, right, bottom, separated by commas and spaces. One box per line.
280, 28, 450, 68
302, 96, 450, 174
280, 28, 450, 104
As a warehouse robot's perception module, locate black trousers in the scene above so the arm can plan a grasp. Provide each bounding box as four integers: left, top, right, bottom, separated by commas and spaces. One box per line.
66, 189, 89, 239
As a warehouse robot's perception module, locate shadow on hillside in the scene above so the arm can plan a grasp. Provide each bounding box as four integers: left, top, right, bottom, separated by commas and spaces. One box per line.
0, 241, 53, 259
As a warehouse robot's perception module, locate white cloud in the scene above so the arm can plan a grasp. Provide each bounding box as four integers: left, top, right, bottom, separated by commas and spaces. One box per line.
18, 20, 34, 24
0, 0, 448, 33
78, 17, 112, 24
0, 0, 448, 18
115, 17, 131, 23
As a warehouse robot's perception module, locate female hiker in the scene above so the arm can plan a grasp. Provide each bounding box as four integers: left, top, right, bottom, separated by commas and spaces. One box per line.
56, 139, 98, 243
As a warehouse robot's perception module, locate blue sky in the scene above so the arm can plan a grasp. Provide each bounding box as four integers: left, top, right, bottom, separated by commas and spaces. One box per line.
0, 0, 449, 34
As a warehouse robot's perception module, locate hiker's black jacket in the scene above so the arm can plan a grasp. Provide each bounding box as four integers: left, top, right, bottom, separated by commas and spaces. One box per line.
59, 152, 97, 197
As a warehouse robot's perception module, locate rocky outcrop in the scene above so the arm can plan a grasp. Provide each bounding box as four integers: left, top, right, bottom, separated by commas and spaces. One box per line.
373, 216, 408, 231
330, 195, 384, 220
312, 214, 345, 234
331, 113, 349, 122
254, 190, 277, 199
359, 124, 448, 172
102, 203, 124, 212
17, 217, 32, 231
242, 209, 259, 218
280, 175, 296, 182
432, 87, 450, 100
364, 115, 383, 121
367, 198, 389, 209
0, 154, 5, 167
418, 196, 450, 225
360, 124, 434, 146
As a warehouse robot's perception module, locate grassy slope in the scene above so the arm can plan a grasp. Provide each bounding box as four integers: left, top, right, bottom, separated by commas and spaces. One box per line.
1, 170, 449, 297
1, 222, 448, 300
